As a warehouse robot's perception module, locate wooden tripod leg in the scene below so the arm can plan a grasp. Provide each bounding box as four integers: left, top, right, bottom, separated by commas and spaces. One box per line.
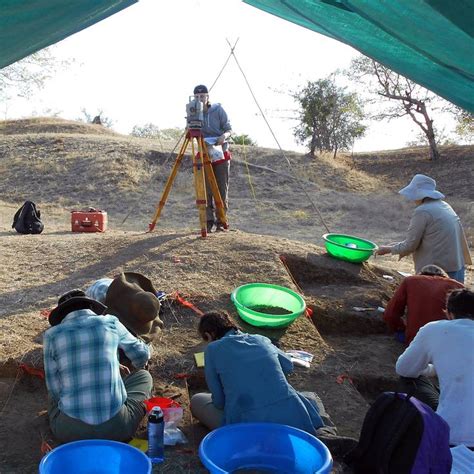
148, 137, 189, 231
193, 137, 209, 238
201, 139, 228, 229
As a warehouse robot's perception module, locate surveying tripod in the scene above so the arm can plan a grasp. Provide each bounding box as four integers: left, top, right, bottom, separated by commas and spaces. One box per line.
148, 128, 229, 238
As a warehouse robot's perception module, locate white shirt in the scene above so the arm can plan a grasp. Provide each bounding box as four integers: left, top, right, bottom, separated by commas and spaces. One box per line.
396, 318, 474, 446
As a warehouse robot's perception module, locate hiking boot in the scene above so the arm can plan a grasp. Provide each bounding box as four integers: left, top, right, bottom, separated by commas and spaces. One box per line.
317, 434, 358, 459
215, 222, 226, 232
206, 220, 214, 233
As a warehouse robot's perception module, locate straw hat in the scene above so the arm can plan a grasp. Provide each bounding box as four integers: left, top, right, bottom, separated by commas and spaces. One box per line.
398, 174, 445, 201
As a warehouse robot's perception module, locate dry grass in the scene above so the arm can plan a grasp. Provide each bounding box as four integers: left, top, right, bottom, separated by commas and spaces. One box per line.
0, 117, 119, 137
1, 117, 472, 244
0, 117, 473, 473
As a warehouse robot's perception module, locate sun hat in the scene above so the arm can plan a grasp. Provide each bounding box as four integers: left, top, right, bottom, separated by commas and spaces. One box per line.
49, 289, 107, 326
193, 84, 208, 94
398, 174, 445, 201
105, 272, 162, 336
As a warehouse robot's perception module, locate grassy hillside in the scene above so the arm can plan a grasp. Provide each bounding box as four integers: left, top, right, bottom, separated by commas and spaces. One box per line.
1, 117, 472, 245
0, 117, 472, 473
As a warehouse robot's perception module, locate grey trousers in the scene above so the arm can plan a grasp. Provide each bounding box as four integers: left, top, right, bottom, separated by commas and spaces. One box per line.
206, 160, 230, 223
48, 369, 153, 443
190, 392, 222, 430
190, 391, 337, 436
398, 375, 440, 411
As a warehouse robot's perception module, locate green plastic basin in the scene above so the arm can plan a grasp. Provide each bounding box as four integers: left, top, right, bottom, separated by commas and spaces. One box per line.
322, 233, 378, 263
231, 283, 306, 328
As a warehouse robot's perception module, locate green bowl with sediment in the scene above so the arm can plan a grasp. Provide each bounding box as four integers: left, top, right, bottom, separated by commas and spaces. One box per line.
231, 283, 306, 328
322, 233, 378, 263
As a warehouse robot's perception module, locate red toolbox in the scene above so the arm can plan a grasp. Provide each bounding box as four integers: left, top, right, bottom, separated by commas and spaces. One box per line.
71, 208, 107, 233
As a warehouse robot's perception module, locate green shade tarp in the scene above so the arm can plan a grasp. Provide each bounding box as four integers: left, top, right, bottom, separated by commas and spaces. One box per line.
244, 0, 474, 112
0, 0, 137, 69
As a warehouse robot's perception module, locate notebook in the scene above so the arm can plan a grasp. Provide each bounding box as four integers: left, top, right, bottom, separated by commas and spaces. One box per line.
194, 352, 205, 368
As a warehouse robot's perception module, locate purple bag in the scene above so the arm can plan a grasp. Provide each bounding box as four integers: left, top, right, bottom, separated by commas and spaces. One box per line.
345, 392, 452, 473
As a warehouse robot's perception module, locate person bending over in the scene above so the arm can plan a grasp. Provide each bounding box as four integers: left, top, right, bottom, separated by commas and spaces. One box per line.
383, 264, 464, 344
375, 174, 471, 283
396, 289, 474, 448
190, 311, 357, 457
43, 290, 153, 443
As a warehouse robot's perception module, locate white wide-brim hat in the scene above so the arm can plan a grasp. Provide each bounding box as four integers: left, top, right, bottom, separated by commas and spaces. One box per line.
398, 174, 445, 201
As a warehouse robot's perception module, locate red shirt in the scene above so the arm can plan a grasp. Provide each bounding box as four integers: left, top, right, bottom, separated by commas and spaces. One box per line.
383, 275, 464, 344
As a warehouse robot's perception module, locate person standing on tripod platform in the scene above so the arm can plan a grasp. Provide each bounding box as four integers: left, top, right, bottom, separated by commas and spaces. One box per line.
193, 84, 232, 233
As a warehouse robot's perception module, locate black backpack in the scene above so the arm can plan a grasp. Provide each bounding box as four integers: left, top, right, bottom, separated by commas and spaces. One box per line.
344, 392, 452, 474
12, 201, 44, 234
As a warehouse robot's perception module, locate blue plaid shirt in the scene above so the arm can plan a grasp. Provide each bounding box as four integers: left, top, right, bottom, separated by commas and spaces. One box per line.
85, 278, 113, 303
43, 309, 151, 425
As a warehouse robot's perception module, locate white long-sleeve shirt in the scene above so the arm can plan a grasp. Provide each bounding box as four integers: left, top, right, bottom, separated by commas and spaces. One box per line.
396, 318, 474, 446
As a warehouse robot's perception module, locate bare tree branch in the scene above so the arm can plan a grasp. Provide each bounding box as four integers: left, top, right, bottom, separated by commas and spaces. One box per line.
348, 55, 442, 160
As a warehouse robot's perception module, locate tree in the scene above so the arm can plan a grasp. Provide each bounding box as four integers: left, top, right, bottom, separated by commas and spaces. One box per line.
232, 134, 257, 146
160, 128, 184, 142
0, 48, 65, 103
406, 127, 456, 148
349, 56, 444, 160
293, 77, 366, 157
131, 123, 184, 141
453, 108, 474, 144
78, 108, 114, 128
131, 123, 160, 138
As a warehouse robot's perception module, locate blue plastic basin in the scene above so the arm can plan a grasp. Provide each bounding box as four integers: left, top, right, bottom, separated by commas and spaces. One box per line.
39, 439, 151, 474
199, 422, 332, 474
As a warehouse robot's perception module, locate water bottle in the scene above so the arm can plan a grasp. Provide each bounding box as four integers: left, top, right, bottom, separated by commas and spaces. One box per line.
147, 406, 164, 463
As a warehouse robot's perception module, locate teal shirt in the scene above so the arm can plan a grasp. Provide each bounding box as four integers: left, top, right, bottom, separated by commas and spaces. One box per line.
204, 330, 323, 434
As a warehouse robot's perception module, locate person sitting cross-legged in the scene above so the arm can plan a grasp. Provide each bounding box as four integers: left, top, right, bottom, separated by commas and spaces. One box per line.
190, 311, 357, 457
396, 289, 474, 448
43, 290, 153, 443
383, 264, 464, 345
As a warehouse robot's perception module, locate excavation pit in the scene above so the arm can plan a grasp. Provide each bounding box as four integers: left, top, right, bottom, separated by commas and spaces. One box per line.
351, 375, 400, 404
280, 254, 398, 336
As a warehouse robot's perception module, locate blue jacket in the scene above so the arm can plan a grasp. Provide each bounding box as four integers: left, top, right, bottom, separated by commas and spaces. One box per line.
204, 330, 324, 434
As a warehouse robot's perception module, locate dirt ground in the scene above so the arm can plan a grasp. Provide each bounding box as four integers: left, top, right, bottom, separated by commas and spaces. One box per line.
0, 118, 473, 473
